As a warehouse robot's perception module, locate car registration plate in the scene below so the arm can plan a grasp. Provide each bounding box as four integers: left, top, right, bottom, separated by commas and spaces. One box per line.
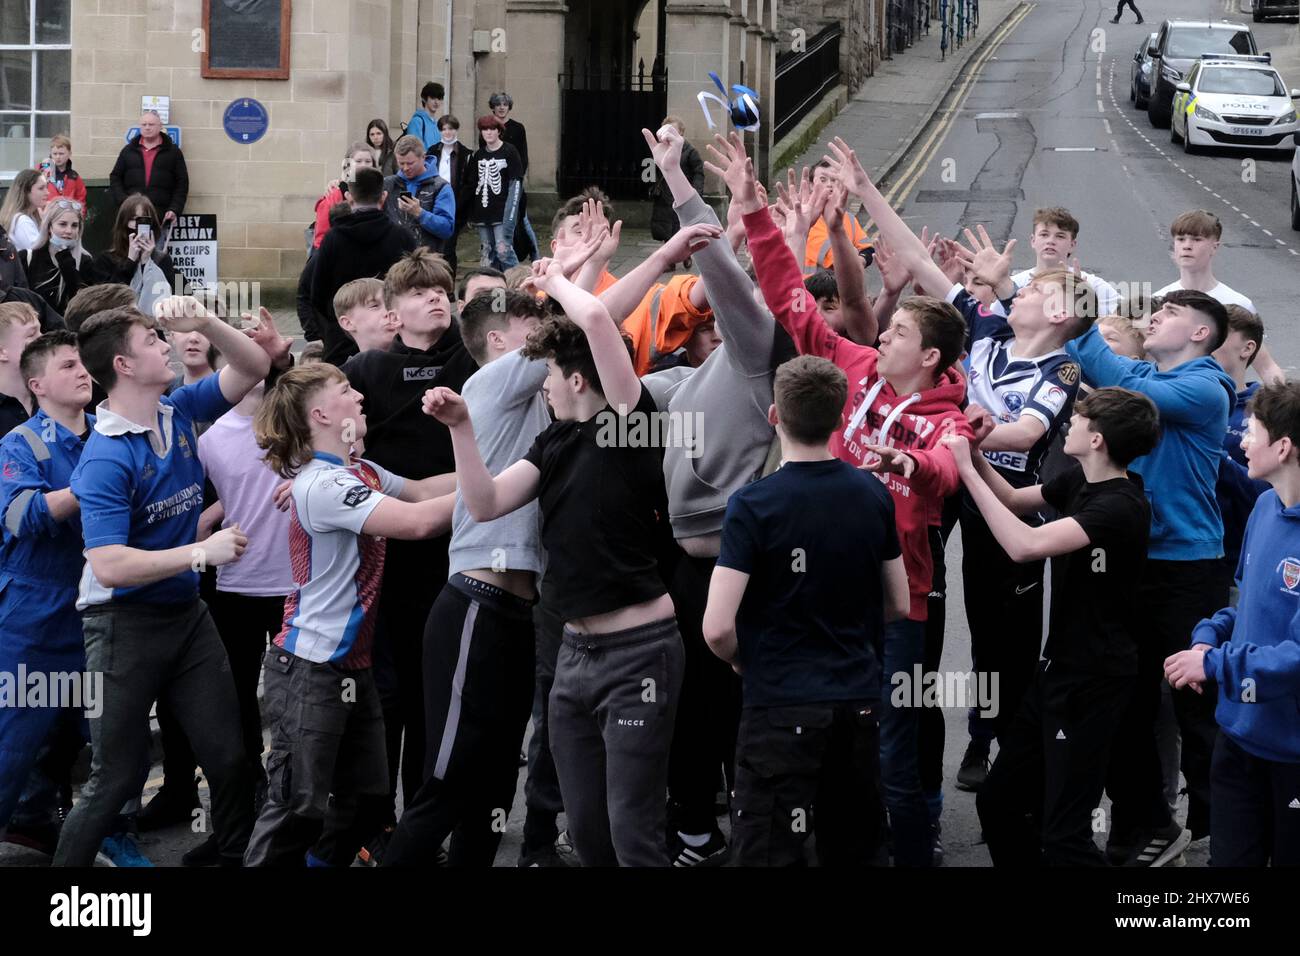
1230, 126, 1265, 136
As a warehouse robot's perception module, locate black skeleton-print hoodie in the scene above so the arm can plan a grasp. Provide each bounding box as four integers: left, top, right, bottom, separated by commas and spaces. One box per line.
465, 141, 523, 226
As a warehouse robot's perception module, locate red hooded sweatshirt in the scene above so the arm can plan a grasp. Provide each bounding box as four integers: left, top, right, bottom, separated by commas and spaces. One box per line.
745, 206, 974, 620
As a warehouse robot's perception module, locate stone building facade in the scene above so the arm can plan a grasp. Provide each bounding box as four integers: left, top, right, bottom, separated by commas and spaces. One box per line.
51, 0, 781, 290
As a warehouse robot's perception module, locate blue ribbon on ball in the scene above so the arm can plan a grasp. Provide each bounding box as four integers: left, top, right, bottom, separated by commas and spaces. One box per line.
698, 71, 761, 132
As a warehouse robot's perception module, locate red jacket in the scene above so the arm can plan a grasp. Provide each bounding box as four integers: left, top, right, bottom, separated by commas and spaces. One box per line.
313, 185, 346, 249
746, 206, 973, 620
45, 165, 87, 207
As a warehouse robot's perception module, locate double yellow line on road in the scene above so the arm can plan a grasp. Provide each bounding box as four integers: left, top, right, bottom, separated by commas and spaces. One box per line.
879, 2, 1035, 214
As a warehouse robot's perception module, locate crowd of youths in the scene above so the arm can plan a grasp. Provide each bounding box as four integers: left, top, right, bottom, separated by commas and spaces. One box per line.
0, 115, 1297, 870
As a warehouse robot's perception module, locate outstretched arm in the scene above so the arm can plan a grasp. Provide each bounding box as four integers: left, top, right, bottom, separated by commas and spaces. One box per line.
423, 387, 541, 522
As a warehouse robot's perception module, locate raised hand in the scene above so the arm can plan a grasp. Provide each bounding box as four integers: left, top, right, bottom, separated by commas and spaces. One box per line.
873, 235, 911, 297
823, 136, 873, 198
553, 220, 607, 278
243, 306, 293, 368
154, 295, 211, 334
703, 132, 761, 214
641, 125, 684, 175
660, 222, 723, 265
953, 225, 1017, 290
421, 386, 471, 428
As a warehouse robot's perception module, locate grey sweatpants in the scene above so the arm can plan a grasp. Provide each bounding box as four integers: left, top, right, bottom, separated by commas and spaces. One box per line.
549, 617, 684, 867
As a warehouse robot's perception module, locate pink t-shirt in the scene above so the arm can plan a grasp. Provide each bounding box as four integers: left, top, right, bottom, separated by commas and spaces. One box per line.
197, 408, 293, 596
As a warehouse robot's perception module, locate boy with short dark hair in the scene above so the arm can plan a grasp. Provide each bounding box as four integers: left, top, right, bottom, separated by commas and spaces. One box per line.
944, 387, 1160, 865
1068, 288, 1236, 863
702, 354, 910, 866
52, 296, 271, 867
0, 331, 94, 852
382, 288, 550, 867
425, 257, 684, 867
406, 81, 446, 151
722, 128, 976, 865
1165, 380, 1300, 867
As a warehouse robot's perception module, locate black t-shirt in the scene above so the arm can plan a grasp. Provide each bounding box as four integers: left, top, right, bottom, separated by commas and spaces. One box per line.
467, 143, 523, 225
1040, 469, 1151, 676
523, 384, 672, 622
343, 328, 479, 591
718, 458, 901, 708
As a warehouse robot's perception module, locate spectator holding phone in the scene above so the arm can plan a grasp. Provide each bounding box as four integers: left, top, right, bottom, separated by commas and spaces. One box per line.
108, 111, 188, 226
21, 199, 96, 316
0, 170, 50, 253
92, 196, 177, 316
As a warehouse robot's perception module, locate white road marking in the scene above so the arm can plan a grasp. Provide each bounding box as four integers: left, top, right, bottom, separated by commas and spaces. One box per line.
1103, 119, 1112, 135
1097, 99, 1105, 112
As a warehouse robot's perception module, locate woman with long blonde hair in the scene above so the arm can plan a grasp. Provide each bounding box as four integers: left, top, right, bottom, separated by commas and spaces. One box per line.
21, 198, 96, 314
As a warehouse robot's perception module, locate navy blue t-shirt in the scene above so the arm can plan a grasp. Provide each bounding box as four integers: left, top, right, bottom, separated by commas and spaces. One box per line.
717, 458, 900, 708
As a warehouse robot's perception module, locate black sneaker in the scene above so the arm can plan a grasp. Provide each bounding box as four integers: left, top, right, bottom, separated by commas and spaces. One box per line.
137, 779, 200, 832
181, 834, 220, 867
956, 740, 991, 792
1121, 823, 1191, 867
1109, 16, 1120, 23
671, 829, 729, 867
931, 822, 945, 866
518, 830, 578, 867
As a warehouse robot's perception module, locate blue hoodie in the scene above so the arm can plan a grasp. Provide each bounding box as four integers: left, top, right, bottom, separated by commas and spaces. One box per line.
406, 109, 439, 151
1217, 382, 1269, 570
1069, 325, 1235, 560
1193, 489, 1300, 763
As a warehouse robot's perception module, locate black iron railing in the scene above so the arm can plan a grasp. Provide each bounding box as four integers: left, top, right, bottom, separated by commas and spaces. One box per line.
774, 24, 843, 142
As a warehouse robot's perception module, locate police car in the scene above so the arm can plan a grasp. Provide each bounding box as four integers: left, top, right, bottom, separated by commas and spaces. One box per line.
1169, 54, 1300, 154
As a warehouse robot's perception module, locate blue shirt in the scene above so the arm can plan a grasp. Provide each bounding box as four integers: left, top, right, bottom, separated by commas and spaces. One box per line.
718, 459, 900, 708
1194, 490, 1300, 762
72, 375, 232, 608
0, 409, 93, 590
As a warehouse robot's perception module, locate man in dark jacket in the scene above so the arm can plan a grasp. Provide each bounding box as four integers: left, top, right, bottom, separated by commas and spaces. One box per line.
649, 117, 705, 242
382, 135, 455, 255
108, 111, 189, 224
310, 168, 417, 366
426, 116, 473, 277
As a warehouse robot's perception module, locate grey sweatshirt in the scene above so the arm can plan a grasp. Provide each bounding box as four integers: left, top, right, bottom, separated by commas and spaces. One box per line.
642, 192, 787, 540
448, 348, 550, 576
